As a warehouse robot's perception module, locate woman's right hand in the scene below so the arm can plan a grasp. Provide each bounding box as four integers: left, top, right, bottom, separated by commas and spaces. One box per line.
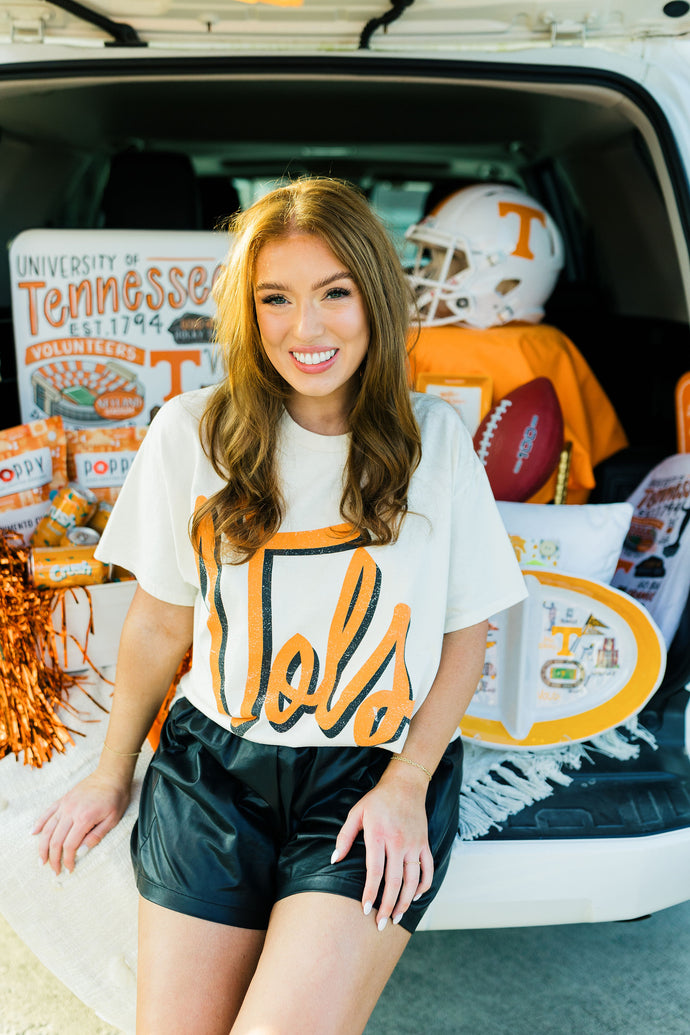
33, 769, 132, 875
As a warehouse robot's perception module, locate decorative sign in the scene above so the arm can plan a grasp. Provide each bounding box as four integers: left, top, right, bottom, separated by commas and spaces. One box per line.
612, 453, 690, 647
460, 569, 666, 749
415, 373, 492, 436
10, 229, 230, 428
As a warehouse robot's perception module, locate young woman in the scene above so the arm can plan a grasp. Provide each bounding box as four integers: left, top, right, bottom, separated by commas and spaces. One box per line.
34, 178, 525, 1035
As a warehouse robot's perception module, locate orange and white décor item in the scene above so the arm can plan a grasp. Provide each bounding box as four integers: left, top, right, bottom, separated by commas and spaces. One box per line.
10, 228, 229, 429
496, 500, 634, 583
612, 453, 690, 648
414, 373, 492, 436
461, 569, 666, 750
676, 372, 690, 452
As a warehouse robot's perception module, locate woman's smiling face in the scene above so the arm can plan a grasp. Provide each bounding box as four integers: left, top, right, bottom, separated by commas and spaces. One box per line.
253, 233, 370, 433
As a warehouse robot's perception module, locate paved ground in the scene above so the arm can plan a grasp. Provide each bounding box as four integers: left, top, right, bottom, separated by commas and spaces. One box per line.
0, 913, 119, 1035
3, 898, 690, 1034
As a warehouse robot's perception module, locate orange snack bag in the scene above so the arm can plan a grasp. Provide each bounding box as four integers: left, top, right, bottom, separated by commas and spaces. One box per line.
0, 416, 67, 543
66, 426, 147, 503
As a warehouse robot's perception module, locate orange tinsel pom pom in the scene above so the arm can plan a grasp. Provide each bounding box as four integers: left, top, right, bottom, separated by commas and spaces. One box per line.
0, 529, 92, 767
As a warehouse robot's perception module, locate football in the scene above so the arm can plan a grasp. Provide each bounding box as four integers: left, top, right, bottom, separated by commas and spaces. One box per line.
472, 377, 564, 501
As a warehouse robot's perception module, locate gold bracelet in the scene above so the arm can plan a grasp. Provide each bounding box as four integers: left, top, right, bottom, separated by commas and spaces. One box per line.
390, 754, 432, 782
102, 741, 141, 758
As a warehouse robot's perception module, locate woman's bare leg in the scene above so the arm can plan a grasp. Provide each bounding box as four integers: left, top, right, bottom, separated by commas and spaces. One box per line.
230, 892, 411, 1035
136, 897, 266, 1035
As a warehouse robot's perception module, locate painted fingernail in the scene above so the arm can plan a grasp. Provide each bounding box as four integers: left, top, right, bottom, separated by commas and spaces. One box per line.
377, 917, 388, 932
75, 845, 90, 860
363, 901, 373, 916
413, 893, 422, 902
393, 913, 403, 925
330, 849, 340, 865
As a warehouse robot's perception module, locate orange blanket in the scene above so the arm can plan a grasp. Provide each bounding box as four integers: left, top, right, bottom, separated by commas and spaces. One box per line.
409, 323, 628, 503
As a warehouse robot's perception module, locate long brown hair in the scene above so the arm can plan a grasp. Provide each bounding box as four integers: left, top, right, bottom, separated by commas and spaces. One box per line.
191, 177, 421, 561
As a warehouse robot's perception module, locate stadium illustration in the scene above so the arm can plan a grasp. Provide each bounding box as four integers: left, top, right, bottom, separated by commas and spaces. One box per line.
30, 358, 145, 424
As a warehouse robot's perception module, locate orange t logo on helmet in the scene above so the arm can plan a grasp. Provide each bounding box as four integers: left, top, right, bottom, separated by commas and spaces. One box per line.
498, 201, 548, 259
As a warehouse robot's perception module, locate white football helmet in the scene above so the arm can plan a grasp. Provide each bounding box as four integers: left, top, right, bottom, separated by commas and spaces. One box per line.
405, 183, 565, 328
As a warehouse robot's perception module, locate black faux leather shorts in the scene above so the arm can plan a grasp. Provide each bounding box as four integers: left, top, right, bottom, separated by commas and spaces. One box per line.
131, 698, 462, 933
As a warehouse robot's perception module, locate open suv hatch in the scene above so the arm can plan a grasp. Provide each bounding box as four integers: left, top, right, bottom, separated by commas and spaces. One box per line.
0, 2, 689, 937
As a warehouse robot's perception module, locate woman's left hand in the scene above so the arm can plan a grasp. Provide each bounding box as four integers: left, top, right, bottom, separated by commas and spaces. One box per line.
331, 763, 433, 930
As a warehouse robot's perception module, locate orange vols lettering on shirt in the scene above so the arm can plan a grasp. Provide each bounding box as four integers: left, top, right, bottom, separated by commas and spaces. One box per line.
194, 510, 414, 745
311, 547, 412, 744
194, 503, 229, 714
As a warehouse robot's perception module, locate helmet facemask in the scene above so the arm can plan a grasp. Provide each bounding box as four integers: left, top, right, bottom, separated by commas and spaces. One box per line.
407, 233, 472, 325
